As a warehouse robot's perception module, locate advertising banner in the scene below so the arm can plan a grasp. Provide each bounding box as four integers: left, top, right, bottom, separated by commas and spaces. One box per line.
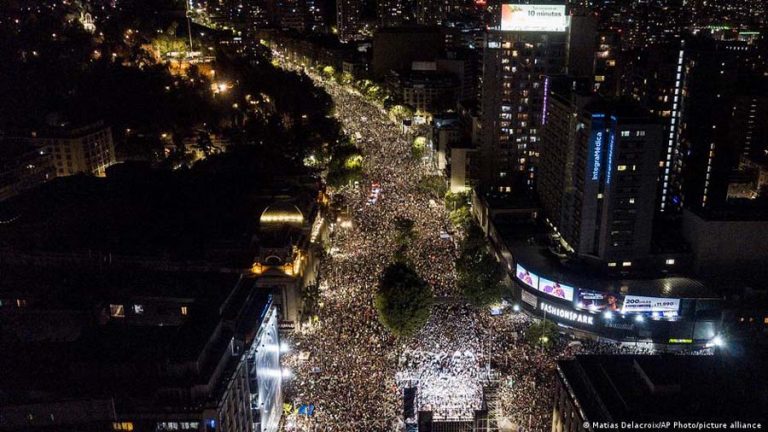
538, 277, 575, 302
576, 290, 623, 312
515, 264, 540, 290
621, 295, 680, 313
521, 290, 538, 308
501, 4, 569, 32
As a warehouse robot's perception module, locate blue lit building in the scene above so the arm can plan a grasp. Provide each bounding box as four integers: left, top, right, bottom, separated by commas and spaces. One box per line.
538, 77, 662, 266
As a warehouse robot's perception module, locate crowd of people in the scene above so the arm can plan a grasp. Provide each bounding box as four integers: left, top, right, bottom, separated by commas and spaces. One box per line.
276, 57, 712, 432
282, 63, 459, 431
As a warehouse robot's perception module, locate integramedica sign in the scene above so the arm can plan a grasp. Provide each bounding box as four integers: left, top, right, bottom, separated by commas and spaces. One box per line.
501, 4, 569, 32
621, 295, 680, 313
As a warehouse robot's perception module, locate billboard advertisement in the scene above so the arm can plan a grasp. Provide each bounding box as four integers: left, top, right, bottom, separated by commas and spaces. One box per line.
521, 290, 538, 308
538, 277, 575, 302
501, 4, 568, 32
621, 295, 680, 313
516, 264, 540, 290
576, 290, 623, 312
588, 114, 606, 183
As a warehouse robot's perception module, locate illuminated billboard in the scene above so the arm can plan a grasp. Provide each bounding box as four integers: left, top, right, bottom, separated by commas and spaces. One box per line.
576, 289, 622, 312
538, 277, 575, 302
588, 114, 606, 182
501, 4, 568, 32
621, 295, 680, 313
515, 264, 540, 290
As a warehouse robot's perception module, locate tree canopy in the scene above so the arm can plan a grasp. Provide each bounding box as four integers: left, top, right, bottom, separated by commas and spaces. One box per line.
375, 261, 433, 337
525, 319, 559, 349
456, 222, 504, 307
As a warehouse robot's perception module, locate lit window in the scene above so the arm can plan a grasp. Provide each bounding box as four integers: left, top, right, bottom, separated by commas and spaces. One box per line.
629, 198, 635, 204
617, 165, 627, 171
622, 261, 632, 267
110, 304, 125, 318
621, 130, 630, 137
181, 306, 188, 316
665, 258, 675, 265
113, 422, 134, 431
636, 130, 646, 137
597, 193, 603, 199
607, 262, 617, 267
133, 304, 144, 315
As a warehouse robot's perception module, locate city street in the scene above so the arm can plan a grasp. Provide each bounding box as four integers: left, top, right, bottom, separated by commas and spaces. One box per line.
280, 65, 489, 431
276, 61, 707, 432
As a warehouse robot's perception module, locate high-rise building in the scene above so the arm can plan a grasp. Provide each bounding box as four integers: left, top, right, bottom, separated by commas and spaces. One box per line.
678, 37, 768, 212
336, 0, 363, 41
377, 0, 414, 27
415, 0, 459, 26
0, 122, 115, 201
624, 39, 687, 213
538, 80, 662, 263
372, 27, 446, 79
478, 2, 570, 189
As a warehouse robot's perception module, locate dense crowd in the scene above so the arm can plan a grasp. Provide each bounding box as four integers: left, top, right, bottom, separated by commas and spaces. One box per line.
282, 66, 461, 431
276, 59, 712, 432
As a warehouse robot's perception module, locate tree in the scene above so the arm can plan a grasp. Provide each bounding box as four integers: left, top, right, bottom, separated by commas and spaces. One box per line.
525, 319, 559, 349
445, 191, 470, 211
375, 261, 433, 337
446, 191, 472, 229
456, 222, 504, 307
393, 216, 416, 247
417, 175, 447, 199
412, 136, 428, 159
326, 142, 363, 188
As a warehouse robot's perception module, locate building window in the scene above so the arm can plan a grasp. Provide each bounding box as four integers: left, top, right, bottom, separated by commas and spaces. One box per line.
636, 130, 646, 137
112, 422, 134, 431
621, 130, 630, 137
629, 198, 635, 204
180, 306, 188, 316
133, 304, 144, 315
665, 258, 675, 265
622, 261, 632, 267
110, 304, 125, 318
617, 165, 627, 171
607, 262, 617, 267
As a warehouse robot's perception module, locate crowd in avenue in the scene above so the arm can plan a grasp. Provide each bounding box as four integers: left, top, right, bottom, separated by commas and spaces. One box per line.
278, 62, 711, 432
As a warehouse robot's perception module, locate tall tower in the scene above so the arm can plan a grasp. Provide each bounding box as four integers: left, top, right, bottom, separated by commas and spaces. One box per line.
337, 0, 363, 41
478, 2, 570, 190
539, 81, 663, 264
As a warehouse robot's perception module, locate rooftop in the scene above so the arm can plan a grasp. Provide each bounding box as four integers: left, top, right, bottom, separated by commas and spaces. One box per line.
559, 355, 768, 422
0, 152, 318, 266
494, 218, 714, 299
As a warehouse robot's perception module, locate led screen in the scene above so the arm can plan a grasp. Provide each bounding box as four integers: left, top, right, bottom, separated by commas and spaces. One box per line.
501, 4, 568, 32
515, 264, 540, 290
538, 277, 575, 302
621, 295, 680, 313
576, 289, 623, 311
